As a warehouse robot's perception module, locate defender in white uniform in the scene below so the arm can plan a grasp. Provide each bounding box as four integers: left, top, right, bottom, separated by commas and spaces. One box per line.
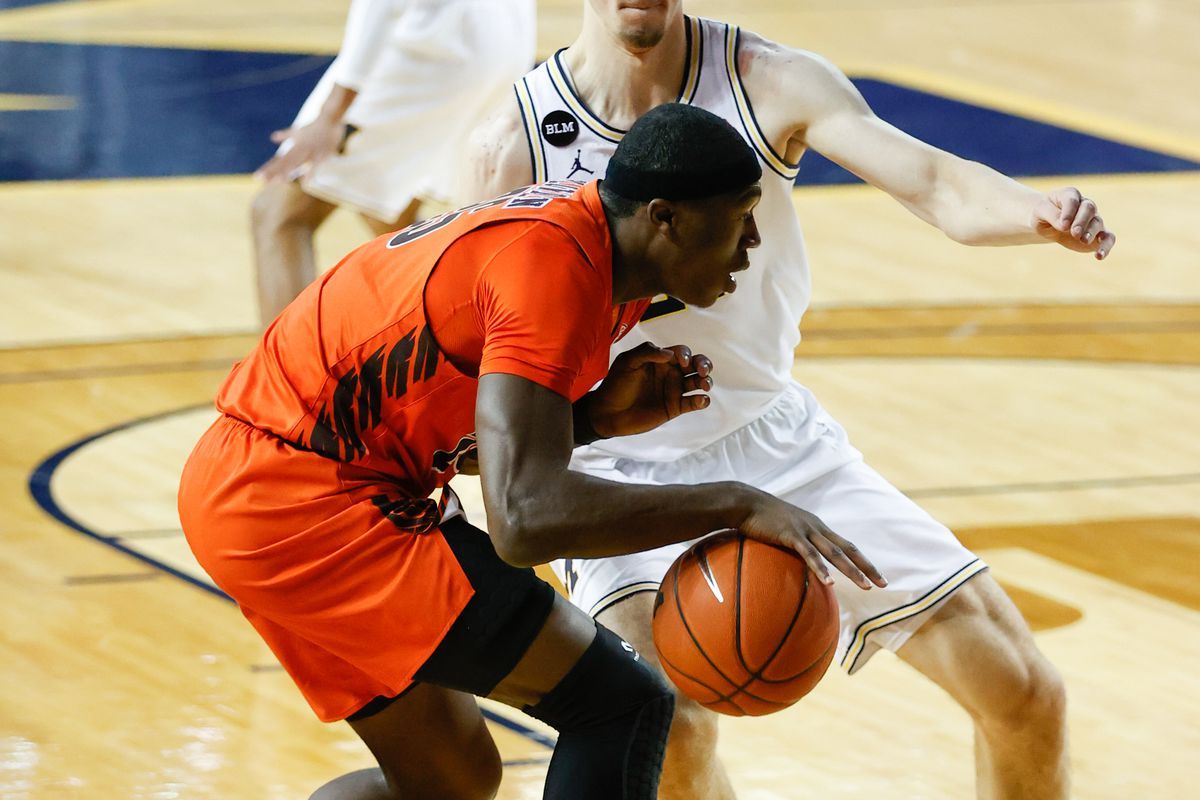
468, 3, 1113, 798
252, 0, 535, 324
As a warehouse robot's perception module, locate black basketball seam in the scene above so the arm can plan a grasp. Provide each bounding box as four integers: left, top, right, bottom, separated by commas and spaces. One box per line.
672, 547, 743, 694
732, 539, 813, 683
657, 645, 792, 714
754, 565, 810, 678
749, 637, 837, 684
661, 535, 835, 713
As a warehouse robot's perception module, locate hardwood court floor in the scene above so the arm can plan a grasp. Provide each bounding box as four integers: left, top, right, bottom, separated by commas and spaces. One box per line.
1, 1, 1197, 798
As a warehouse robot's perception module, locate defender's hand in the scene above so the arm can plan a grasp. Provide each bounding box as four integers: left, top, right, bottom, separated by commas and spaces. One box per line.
1032, 187, 1116, 260
738, 495, 887, 591
587, 342, 714, 438
255, 117, 349, 182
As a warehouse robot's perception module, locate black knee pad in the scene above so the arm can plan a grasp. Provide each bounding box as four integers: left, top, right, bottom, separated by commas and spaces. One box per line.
524, 625, 675, 800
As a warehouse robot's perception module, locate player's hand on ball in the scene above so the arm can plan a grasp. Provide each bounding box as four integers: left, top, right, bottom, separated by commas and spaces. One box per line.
587, 342, 713, 438
739, 496, 887, 590
1032, 187, 1116, 259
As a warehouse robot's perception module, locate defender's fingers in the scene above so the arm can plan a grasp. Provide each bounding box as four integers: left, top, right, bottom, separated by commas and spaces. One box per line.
269, 128, 293, 143
1055, 188, 1082, 229
1070, 198, 1098, 238
681, 394, 712, 414
1081, 216, 1104, 246
1095, 230, 1116, 260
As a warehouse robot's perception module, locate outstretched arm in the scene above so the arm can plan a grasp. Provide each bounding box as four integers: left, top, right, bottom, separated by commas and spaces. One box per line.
474, 372, 885, 590
740, 34, 1115, 258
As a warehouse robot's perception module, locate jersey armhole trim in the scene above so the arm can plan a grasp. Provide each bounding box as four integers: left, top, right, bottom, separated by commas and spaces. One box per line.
514, 79, 548, 182
677, 15, 704, 105
723, 25, 801, 181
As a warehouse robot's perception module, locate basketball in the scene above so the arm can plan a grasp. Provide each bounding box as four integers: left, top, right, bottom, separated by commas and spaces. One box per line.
651, 531, 840, 717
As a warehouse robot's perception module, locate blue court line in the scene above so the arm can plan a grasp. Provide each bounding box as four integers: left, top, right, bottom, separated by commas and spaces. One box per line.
27, 404, 556, 757
1, 40, 1196, 182
0, 0, 73, 9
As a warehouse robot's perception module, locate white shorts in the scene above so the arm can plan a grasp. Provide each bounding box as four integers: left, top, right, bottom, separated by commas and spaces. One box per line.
555, 381, 988, 674
292, 0, 535, 221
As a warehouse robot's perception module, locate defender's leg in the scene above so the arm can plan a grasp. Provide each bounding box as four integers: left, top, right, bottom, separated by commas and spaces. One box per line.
898, 574, 1069, 799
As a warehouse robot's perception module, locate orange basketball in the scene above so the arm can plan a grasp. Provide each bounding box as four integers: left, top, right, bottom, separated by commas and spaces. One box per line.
651, 531, 840, 716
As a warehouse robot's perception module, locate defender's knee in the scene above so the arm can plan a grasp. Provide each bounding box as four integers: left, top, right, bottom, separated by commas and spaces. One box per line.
978, 648, 1067, 738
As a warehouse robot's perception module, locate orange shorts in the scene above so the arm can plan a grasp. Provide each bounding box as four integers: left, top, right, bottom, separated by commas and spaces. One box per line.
178, 414, 553, 722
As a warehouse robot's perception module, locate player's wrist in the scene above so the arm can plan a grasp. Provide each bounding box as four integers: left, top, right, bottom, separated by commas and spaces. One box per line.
572, 393, 609, 445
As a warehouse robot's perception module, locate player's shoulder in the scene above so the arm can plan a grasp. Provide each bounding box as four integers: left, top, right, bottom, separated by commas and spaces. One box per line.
463, 98, 535, 202
735, 29, 844, 87
734, 28, 855, 113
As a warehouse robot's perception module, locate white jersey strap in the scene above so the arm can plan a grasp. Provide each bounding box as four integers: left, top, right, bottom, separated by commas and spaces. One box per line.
721, 25, 801, 180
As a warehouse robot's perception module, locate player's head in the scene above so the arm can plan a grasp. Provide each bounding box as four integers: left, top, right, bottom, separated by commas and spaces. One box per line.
600, 103, 762, 308
585, 0, 681, 51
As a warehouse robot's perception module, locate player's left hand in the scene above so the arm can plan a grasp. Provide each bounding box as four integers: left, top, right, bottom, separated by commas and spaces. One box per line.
1032, 187, 1116, 260
586, 342, 714, 438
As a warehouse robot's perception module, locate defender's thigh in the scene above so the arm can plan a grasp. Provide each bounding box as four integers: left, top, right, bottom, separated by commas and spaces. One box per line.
896, 572, 1062, 720
785, 458, 988, 674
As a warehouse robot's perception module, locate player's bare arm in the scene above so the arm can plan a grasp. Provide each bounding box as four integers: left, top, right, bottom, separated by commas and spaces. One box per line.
738, 31, 1115, 258
463, 101, 535, 202
474, 372, 885, 589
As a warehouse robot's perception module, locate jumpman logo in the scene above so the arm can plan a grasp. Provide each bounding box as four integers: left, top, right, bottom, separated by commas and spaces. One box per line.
566, 150, 594, 180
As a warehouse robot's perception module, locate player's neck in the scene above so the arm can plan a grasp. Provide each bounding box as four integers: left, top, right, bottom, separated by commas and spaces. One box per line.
562, 11, 689, 130
608, 215, 665, 305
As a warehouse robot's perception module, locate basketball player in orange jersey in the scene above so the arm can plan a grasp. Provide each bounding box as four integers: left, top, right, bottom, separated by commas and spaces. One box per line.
179, 105, 885, 800
467, 3, 1116, 798
252, 0, 535, 325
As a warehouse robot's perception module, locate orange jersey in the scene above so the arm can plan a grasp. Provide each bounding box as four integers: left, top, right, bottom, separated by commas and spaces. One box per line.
217, 180, 647, 504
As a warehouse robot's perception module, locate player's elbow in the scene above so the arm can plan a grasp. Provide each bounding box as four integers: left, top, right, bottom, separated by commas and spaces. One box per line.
488, 504, 558, 567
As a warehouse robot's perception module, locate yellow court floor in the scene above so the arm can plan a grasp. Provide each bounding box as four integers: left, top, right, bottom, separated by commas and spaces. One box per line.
1, 1, 1198, 798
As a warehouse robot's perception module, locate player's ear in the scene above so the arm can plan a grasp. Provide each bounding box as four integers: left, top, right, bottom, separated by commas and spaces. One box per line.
646, 198, 676, 232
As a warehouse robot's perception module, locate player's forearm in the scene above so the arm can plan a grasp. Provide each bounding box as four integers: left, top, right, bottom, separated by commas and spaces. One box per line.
926, 154, 1046, 247
490, 474, 765, 567
316, 83, 358, 124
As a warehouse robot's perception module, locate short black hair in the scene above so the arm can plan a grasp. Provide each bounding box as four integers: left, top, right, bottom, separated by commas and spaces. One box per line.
599, 103, 761, 218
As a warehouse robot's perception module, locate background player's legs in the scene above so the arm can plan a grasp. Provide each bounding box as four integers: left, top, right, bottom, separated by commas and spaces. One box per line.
312, 682, 502, 800
250, 180, 336, 325
898, 574, 1068, 799
596, 593, 736, 800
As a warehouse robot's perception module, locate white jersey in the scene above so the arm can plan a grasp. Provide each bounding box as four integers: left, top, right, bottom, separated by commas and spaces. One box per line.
515, 16, 811, 460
